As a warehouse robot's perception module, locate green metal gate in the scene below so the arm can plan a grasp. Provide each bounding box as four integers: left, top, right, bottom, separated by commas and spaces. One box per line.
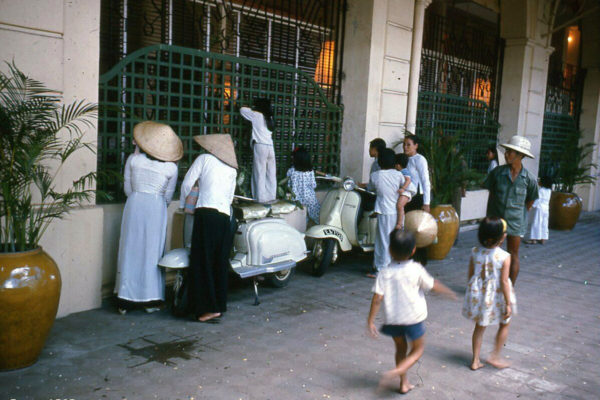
416, 91, 499, 171
98, 44, 342, 202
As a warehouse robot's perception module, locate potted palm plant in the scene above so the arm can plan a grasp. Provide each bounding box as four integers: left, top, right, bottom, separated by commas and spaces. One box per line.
548, 129, 597, 230
418, 128, 482, 260
0, 63, 99, 370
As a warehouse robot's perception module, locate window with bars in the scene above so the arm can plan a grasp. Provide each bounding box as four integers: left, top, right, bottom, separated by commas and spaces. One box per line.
98, 1, 346, 202
100, 0, 345, 103
416, 5, 503, 171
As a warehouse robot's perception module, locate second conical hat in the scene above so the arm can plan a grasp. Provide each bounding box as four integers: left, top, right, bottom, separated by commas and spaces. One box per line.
404, 210, 438, 248
193, 134, 238, 169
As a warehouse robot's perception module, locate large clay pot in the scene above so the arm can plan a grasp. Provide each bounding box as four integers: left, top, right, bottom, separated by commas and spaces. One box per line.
0, 247, 61, 371
549, 191, 582, 231
426, 204, 459, 260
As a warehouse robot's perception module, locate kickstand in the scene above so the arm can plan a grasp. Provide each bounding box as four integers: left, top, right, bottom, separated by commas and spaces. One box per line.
252, 277, 260, 306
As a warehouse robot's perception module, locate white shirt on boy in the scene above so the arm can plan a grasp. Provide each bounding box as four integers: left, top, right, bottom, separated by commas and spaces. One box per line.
372, 260, 435, 325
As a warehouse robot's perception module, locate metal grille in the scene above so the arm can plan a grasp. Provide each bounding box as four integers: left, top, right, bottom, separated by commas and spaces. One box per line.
98, 44, 342, 202
416, 91, 499, 171
100, 0, 346, 104
419, 9, 503, 117
540, 113, 576, 177
540, 26, 584, 175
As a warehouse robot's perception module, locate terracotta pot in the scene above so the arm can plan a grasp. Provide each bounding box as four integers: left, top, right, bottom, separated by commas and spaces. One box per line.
426, 204, 459, 260
549, 191, 582, 231
0, 247, 61, 371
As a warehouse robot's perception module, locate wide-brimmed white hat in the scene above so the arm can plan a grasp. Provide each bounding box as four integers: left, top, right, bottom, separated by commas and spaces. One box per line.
500, 135, 535, 159
194, 134, 238, 169
404, 210, 438, 248
133, 121, 183, 162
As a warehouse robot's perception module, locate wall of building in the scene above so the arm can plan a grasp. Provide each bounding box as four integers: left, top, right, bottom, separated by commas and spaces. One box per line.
577, 8, 600, 211
0, 0, 103, 317
341, 0, 416, 182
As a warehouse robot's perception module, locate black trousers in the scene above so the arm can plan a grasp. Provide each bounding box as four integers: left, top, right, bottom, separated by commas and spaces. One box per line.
188, 207, 233, 317
405, 193, 428, 266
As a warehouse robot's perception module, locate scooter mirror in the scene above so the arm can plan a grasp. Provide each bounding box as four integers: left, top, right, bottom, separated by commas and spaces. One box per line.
343, 178, 356, 191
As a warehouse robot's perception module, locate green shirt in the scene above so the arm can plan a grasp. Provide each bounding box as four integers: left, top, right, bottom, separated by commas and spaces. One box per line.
484, 165, 539, 236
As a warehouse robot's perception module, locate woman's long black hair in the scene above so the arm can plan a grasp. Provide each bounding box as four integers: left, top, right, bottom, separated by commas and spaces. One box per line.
253, 98, 275, 131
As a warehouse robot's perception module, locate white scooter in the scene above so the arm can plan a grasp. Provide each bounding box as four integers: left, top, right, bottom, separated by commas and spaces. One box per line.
305, 176, 377, 276
158, 196, 308, 308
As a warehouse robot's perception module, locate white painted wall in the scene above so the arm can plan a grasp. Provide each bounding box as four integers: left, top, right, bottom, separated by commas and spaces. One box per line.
576, 9, 600, 211
497, 0, 554, 178
341, 0, 416, 182
0, 0, 103, 318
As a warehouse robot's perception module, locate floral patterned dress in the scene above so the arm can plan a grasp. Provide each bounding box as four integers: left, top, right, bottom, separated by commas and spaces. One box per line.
286, 167, 320, 223
462, 246, 517, 326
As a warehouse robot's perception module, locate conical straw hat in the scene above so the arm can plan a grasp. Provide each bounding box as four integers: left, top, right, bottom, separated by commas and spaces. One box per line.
404, 210, 438, 248
133, 121, 183, 162
193, 134, 238, 169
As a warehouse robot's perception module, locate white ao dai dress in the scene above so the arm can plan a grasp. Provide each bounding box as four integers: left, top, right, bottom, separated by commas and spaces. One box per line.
114, 153, 178, 302
527, 187, 551, 241
462, 247, 517, 326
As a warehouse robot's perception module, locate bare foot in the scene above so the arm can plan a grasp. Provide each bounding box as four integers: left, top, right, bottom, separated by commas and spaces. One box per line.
470, 360, 485, 370
487, 356, 510, 369
400, 382, 415, 394
198, 312, 221, 322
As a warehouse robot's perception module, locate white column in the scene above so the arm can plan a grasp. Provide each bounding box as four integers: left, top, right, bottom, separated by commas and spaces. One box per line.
340, 0, 416, 182
497, 38, 553, 178
577, 11, 600, 211
405, 0, 431, 133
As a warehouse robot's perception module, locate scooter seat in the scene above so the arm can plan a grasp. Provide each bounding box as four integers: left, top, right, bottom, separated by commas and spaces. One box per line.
233, 202, 270, 220
269, 200, 297, 215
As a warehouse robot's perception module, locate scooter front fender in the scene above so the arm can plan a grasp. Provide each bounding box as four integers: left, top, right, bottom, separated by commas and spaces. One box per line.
158, 248, 190, 269
305, 224, 352, 252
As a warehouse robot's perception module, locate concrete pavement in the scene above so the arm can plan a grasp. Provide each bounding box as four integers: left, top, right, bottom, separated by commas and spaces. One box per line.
2, 212, 599, 400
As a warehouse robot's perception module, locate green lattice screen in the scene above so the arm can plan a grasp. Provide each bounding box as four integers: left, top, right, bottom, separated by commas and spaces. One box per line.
98, 44, 342, 202
416, 91, 499, 171
540, 112, 576, 176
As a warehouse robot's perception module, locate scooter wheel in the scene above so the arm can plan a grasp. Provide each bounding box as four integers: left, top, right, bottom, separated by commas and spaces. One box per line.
266, 268, 295, 288
312, 239, 336, 277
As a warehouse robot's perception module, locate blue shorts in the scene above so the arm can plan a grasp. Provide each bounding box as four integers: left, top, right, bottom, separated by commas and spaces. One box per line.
380, 321, 426, 341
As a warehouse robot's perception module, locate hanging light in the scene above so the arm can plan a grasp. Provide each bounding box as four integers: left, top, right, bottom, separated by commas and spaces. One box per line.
314, 41, 335, 87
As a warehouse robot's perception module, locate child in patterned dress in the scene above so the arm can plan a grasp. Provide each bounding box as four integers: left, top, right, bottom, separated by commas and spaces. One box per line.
286, 147, 320, 224
462, 217, 517, 370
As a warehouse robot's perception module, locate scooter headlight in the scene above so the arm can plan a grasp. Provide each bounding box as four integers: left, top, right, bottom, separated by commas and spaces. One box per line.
343, 178, 356, 191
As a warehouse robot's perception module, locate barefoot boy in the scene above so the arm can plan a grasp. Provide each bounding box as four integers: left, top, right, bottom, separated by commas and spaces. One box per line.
367, 230, 456, 393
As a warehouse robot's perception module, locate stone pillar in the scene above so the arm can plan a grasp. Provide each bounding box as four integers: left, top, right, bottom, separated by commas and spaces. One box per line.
405, 0, 431, 133
341, 0, 417, 182
497, 1, 554, 178
577, 12, 600, 211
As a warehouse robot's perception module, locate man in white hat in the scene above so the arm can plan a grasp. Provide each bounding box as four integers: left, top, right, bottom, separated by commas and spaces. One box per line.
484, 135, 539, 285
179, 134, 238, 322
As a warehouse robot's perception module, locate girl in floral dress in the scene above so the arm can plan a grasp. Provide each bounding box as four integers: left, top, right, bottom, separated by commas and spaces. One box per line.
286, 147, 320, 224
462, 217, 517, 370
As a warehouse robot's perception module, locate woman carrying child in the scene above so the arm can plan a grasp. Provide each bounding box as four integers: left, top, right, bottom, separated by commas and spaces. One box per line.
366, 148, 407, 277
367, 230, 456, 393
286, 146, 320, 224
462, 217, 517, 370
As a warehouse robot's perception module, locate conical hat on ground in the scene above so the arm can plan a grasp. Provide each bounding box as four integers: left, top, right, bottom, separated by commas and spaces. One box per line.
133, 121, 183, 162
404, 210, 438, 248
193, 134, 238, 169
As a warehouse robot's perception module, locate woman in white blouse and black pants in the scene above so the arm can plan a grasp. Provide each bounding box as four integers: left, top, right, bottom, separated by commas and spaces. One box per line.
180, 134, 238, 323
403, 134, 431, 265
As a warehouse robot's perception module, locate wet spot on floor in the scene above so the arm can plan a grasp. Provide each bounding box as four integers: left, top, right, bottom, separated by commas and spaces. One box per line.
119, 338, 200, 367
